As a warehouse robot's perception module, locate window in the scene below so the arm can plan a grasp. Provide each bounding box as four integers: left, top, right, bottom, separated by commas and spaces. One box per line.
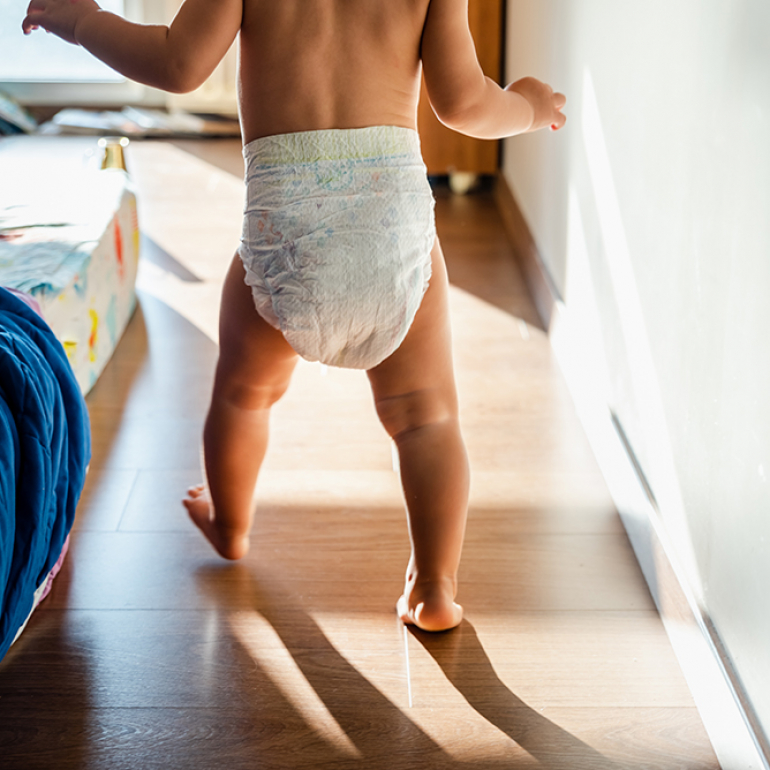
0, 0, 169, 106
0, 0, 125, 82
0, 0, 237, 113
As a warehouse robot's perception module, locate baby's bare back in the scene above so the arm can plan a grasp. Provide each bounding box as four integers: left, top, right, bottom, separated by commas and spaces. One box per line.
238, 0, 431, 143
25, 0, 564, 144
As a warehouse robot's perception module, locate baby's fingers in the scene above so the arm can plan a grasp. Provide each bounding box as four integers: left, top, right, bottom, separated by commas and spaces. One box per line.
550, 92, 567, 131
22, 16, 41, 34
550, 116, 567, 131
22, 1, 45, 34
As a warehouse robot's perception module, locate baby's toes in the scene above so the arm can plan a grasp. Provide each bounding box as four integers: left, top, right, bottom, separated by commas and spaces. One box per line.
396, 594, 411, 624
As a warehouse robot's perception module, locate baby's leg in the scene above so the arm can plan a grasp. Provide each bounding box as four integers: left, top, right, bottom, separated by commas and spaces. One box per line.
184, 254, 298, 559
368, 238, 469, 631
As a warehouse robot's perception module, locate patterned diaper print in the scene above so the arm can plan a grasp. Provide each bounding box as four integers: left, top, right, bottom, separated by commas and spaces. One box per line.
238, 126, 436, 369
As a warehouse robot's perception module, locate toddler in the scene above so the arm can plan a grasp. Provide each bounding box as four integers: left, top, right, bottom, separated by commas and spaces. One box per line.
24, 0, 565, 631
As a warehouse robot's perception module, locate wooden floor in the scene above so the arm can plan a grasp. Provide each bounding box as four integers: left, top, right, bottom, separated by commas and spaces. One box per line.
0, 140, 719, 769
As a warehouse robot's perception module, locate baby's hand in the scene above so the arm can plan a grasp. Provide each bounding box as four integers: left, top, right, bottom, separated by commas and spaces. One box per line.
506, 77, 567, 132
22, 0, 101, 45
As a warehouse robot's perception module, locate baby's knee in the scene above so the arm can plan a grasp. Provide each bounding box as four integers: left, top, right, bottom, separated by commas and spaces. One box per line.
213, 373, 290, 412
374, 388, 458, 440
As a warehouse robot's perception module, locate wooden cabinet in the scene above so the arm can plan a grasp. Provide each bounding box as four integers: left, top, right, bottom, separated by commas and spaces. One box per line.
417, 0, 503, 175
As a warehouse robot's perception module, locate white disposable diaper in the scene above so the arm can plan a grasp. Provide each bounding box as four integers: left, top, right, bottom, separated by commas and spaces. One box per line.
238, 126, 435, 369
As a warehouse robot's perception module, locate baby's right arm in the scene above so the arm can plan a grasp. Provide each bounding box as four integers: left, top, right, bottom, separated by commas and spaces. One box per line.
22, 0, 241, 94
421, 0, 565, 138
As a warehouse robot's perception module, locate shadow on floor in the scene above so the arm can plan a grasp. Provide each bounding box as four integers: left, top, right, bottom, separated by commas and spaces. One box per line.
0, 610, 91, 770
189, 564, 637, 770
411, 621, 628, 770
140, 234, 203, 283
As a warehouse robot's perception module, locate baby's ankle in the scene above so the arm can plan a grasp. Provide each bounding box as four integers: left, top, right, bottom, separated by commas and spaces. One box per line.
407, 571, 457, 596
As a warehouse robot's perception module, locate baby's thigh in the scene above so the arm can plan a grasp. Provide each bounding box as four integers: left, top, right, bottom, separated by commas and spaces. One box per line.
215, 254, 298, 407
367, 238, 459, 427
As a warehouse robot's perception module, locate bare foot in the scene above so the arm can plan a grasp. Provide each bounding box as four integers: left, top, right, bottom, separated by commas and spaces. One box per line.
397, 575, 463, 632
183, 484, 250, 560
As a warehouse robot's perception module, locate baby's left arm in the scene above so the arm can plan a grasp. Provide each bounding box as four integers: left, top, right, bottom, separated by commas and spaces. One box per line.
22, 0, 242, 94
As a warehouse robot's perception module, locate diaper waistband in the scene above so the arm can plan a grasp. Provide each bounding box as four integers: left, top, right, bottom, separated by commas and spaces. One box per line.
242, 126, 423, 166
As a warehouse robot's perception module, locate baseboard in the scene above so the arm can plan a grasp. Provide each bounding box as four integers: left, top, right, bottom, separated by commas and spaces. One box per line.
493, 176, 561, 330
494, 173, 769, 770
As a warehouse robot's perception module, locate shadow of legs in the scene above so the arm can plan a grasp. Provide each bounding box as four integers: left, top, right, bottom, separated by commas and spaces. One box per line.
410, 620, 629, 770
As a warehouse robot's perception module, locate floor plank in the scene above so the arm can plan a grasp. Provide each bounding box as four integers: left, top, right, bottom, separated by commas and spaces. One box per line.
0, 141, 720, 770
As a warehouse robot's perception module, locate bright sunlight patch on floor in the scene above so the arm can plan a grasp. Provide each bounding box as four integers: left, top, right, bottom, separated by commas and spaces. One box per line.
132, 143, 243, 344
229, 611, 363, 758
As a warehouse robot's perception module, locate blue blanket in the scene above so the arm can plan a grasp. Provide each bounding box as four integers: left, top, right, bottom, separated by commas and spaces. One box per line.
0, 288, 90, 660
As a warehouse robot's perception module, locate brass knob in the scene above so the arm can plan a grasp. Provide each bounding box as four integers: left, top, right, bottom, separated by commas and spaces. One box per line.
98, 136, 130, 171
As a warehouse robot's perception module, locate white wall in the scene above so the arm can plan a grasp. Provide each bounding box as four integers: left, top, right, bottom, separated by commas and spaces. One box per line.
503, 0, 770, 753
